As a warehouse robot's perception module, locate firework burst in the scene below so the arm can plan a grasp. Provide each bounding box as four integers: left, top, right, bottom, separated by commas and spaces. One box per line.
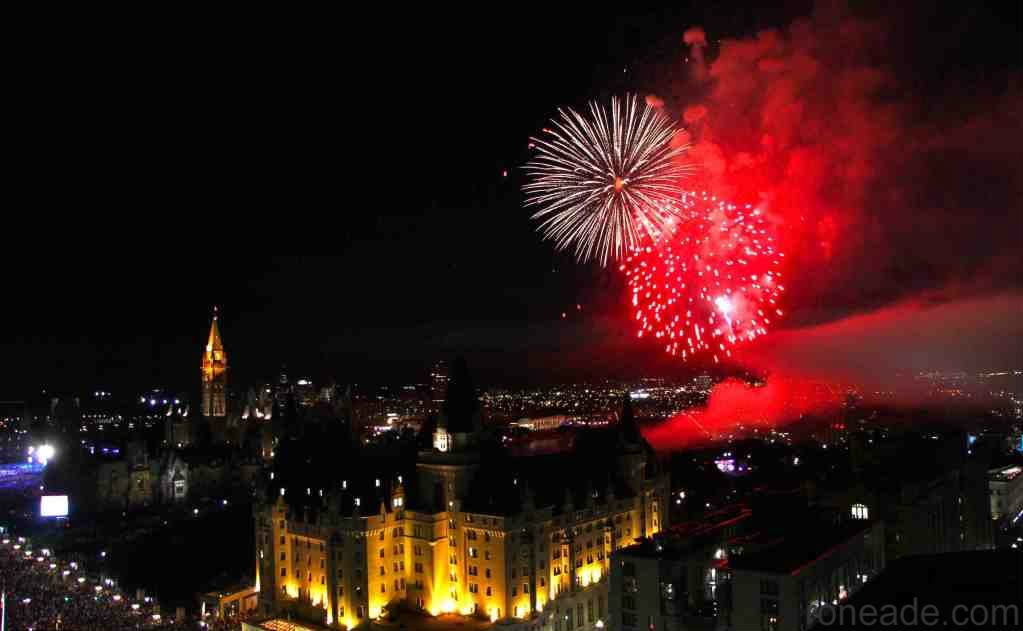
621, 191, 785, 362
523, 95, 690, 265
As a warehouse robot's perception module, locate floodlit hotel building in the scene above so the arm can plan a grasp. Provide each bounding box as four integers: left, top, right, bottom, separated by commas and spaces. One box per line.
254, 401, 667, 629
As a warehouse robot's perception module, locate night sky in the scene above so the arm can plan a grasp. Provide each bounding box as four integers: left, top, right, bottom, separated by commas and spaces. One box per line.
4, 2, 1021, 397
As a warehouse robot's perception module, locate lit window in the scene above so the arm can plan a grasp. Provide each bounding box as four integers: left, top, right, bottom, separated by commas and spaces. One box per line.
434, 428, 450, 452
851, 504, 869, 520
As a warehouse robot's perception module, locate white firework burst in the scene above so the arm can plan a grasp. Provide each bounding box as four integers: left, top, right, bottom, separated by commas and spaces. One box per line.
523, 95, 690, 265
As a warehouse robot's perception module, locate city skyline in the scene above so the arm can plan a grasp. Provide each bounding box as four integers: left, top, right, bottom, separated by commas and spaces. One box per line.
4, 293, 1023, 399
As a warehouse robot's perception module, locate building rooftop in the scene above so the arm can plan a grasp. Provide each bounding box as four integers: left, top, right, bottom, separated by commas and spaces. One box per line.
461, 433, 642, 516
620, 504, 753, 559
669, 504, 753, 539
727, 519, 876, 576
821, 552, 1023, 629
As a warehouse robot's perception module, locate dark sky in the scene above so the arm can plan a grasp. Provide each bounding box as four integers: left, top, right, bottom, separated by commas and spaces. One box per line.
3, 2, 1021, 397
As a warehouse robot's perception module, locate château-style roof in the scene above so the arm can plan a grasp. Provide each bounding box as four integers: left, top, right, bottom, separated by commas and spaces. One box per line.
460, 422, 646, 516
438, 356, 481, 435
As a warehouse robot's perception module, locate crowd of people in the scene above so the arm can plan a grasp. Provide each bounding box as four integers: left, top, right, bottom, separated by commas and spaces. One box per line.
1, 533, 196, 631
201, 614, 248, 631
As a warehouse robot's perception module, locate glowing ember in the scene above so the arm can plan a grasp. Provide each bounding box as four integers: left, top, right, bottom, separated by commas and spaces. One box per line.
621, 191, 785, 362
523, 95, 690, 266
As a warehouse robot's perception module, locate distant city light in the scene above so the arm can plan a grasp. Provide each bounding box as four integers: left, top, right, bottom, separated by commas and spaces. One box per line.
28, 444, 57, 466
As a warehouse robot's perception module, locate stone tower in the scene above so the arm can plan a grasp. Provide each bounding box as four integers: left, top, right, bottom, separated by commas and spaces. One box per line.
201, 307, 228, 418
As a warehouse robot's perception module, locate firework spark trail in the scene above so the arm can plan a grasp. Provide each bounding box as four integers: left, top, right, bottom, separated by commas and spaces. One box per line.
523, 95, 691, 266
621, 191, 785, 363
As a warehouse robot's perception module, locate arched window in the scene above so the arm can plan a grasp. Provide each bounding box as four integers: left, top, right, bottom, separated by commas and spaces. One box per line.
851, 503, 869, 520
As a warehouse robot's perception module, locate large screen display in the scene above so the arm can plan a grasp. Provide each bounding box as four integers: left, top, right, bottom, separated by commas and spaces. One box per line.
40, 495, 69, 518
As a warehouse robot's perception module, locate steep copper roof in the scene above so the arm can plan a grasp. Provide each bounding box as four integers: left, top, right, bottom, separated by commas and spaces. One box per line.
206, 307, 225, 353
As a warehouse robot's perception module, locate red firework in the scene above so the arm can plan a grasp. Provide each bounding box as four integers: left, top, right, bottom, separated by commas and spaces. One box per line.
620, 191, 785, 362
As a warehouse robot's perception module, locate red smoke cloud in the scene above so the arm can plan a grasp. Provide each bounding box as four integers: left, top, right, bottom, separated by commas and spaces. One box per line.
641, 4, 1022, 449
677, 3, 1022, 326
689, 12, 900, 297
645, 94, 665, 109
738, 291, 1023, 387
643, 375, 844, 451
641, 291, 1023, 452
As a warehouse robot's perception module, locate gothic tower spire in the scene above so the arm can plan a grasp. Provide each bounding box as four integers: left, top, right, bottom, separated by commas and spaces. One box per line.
202, 306, 228, 418
207, 305, 225, 352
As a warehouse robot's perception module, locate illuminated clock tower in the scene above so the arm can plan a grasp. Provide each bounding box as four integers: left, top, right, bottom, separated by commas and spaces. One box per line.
201, 307, 227, 418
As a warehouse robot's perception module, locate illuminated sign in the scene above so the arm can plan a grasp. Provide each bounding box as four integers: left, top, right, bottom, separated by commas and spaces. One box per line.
40, 495, 69, 518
